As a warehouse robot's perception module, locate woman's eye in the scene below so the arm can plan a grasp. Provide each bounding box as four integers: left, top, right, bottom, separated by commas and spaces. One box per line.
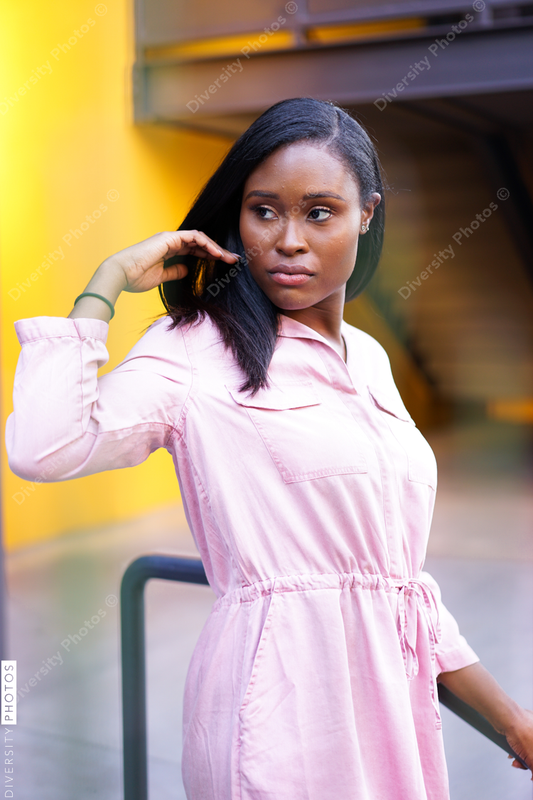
254, 206, 277, 220
308, 207, 332, 221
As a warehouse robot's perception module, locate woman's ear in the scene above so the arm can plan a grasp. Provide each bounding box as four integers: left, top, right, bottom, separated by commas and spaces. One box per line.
361, 192, 381, 230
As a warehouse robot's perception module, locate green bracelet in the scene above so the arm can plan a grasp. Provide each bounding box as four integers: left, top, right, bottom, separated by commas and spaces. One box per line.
74, 292, 115, 319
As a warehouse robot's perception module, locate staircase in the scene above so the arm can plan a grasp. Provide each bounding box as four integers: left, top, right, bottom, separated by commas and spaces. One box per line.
359, 103, 533, 407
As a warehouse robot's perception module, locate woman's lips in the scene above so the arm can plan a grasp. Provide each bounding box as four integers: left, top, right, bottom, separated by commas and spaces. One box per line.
268, 272, 313, 286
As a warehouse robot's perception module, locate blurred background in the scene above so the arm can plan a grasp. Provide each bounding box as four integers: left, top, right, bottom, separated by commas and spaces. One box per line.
0, 0, 532, 797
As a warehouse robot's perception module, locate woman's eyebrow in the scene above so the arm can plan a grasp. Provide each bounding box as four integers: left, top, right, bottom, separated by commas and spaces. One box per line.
244, 190, 280, 201
244, 190, 346, 201
304, 191, 346, 201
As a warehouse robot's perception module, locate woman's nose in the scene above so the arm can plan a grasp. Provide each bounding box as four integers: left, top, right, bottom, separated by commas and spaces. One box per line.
274, 218, 309, 256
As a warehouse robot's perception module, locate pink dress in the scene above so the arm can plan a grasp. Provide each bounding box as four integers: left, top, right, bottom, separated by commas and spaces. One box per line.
6, 312, 479, 800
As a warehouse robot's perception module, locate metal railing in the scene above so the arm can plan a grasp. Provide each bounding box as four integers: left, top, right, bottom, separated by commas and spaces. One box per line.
121, 555, 210, 800
120, 554, 527, 800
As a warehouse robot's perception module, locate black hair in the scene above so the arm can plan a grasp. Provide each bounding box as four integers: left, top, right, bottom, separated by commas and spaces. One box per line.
159, 97, 385, 394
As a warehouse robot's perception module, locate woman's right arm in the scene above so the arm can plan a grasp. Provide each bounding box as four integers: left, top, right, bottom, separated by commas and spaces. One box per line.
68, 228, 239, 322
6, 231, 239, 481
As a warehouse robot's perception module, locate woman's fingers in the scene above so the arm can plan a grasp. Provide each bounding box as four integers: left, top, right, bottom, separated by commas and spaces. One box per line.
103, 230, 240, 293
160, 263, 188, 283
507, 753, 529, 771
165, 230, 239, 263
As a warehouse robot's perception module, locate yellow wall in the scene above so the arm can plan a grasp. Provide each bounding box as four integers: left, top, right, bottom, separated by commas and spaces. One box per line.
0, 1, 231, 550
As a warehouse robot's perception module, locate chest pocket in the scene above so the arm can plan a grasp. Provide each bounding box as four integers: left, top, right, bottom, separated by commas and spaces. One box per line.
368, 386, 437, 490
226, 382, 369, 484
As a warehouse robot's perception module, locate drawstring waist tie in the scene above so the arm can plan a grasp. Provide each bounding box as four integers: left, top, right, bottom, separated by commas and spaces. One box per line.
213, 571, 443, 727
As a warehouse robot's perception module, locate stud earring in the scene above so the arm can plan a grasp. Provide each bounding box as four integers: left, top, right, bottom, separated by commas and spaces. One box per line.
361, 223, 368, 233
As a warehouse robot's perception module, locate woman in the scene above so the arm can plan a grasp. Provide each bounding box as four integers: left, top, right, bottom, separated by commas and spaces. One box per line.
6, 98, 533, 799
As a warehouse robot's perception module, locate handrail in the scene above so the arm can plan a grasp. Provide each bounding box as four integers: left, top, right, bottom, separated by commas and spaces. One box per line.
437, 683, 527, 767
120, 555, 527, 800
120, 555, 209, 800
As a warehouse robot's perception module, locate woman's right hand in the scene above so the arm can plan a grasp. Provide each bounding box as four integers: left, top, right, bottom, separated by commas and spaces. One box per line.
69, 230, 240, 322
105, 230, 240, 294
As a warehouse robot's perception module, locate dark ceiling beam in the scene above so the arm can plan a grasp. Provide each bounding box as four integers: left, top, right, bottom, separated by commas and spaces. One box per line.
136, 0, 528, 46
134, 25, 533, 125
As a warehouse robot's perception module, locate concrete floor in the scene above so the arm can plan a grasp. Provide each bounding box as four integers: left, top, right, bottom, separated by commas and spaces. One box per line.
5, 419, 533, 799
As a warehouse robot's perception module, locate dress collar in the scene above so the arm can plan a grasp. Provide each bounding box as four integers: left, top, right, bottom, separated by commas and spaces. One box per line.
277, 313, 350, 365
278, 313, 350, 343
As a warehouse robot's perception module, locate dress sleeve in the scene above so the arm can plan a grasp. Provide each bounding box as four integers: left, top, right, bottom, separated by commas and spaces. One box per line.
5, 315, 191, 482
420, 570, 480, 675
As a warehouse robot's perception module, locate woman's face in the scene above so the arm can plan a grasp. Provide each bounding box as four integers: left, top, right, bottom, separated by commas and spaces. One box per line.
239, 141, 380, 314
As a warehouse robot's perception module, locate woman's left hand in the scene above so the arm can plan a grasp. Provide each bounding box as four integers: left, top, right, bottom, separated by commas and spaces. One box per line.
505, 708, 533, 776
438, 662, 533, 778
